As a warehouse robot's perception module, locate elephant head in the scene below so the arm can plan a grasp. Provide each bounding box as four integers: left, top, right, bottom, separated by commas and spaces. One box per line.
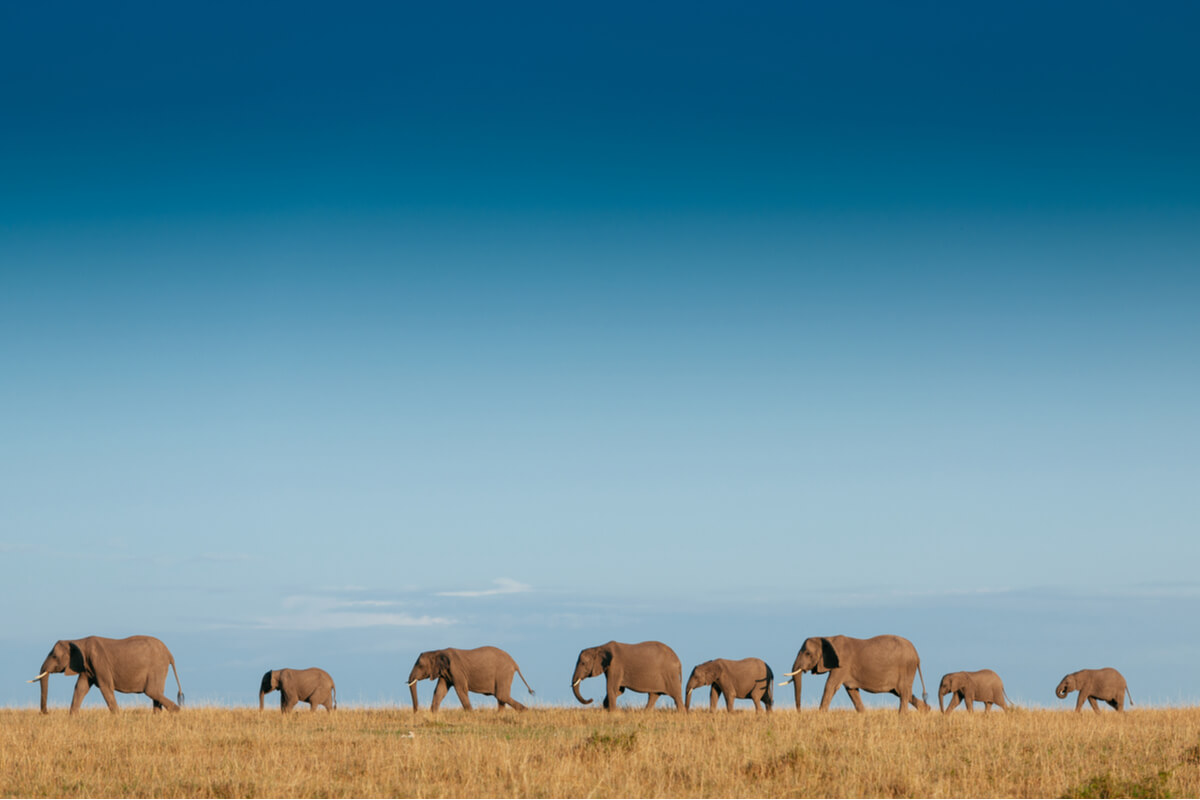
781, 637, 841, 709
1056, 673, 1076, 699
571, 645, 612, 705
259, 670, 281, 710
407, 650, 452, 711
939, 673, 965, 712
29, 640, 84, 714
685, 661, 721, 710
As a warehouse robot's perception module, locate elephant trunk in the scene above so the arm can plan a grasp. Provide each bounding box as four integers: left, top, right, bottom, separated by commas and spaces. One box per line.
39, 674, 49, 714
571, 668, 593, 705
259, 690, 266, 711
793, 672, 802, 710
1056, 682, 1069, 699
410, 681, 419, 712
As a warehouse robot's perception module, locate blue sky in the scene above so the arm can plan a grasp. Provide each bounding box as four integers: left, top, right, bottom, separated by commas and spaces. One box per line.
2, 1, 1198, 709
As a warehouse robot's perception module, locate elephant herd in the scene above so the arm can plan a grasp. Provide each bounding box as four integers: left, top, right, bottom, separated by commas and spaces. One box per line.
28, 634, 1133, 715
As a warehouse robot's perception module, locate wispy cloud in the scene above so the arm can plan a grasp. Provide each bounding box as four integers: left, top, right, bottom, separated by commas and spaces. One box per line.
230, 594, 454, 631
437, 577, 532, 598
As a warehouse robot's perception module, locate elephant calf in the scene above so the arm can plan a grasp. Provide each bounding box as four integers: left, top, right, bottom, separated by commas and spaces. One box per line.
938, 669, 1010, 712
1056, 668, 1131, 712
686, 658, 773, 712
260, 667, 336, 712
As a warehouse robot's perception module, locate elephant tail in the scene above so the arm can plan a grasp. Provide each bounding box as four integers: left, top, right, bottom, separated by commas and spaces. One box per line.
1126, 686, 1134, 707
515, 665, 535, 696
332, 685, 338, 710
917, 662, 927, 704
170, 659, 185, 707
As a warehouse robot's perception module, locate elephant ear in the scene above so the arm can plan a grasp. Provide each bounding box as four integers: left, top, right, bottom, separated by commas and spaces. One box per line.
599, 647, 613, 670
434, 652, 453, 680
816, 637, 841, 674
66, 642, 88, 676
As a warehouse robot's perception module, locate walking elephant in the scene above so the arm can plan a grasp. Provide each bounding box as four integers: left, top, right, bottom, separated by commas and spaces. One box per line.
685, 658, 773, 712
407, 646, 534, 712
571, 640, 684, 711
938, 669, 1010, 712
781, 634, 927, 713
260, 667, 336, 712
1056, 668, 1132, 712
29, 635, 184, 714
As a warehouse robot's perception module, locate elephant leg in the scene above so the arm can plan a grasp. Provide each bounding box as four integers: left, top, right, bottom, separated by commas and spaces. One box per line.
945, 693, 961, 712
1074, 692, 1086, 712
283, 694, 299, 713
818, 677, 842, 711
1087, 696, 1100, 713
496, 689, 527, 711
709, 687, 719, 712
897, 683, 912, 713
963, 691, 975, 713
751, 694, 762, 712
431, 679, 449, 712
145, 685, 179, 712
983, 701, 991, 713
645, 692, 659, 710
452, 682, 472, 710
844, 687, 866, 712
69, 675, 93, 714
1108, 698, 1120, 711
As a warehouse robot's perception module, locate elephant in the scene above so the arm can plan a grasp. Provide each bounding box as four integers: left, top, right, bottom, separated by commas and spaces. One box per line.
259, 668, 336, 712
29, 635, 184, 714
685, 658, 774, 712
938, 669, 1010, 712
407, 646, 534, 712
1055, 668, 1132, 712
571, 640, 684, 711
781, 634, 927, 713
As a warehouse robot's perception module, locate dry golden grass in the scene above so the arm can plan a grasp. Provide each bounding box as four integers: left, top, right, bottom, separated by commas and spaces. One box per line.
1, 706, 1198, 798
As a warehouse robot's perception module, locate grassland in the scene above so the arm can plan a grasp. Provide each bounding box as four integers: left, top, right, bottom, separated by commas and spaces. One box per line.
2, 706, 1198, 798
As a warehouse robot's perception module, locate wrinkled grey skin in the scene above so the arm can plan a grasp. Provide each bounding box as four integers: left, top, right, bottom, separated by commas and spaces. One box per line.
407, 646, 534, 712
685, 658, 773, 712
259, 668, 336, 712
572, 640, 684, 711
938, 669, 1010, 713
784, 634, 927, 713
1056, 668, 1131, 712
32, 635, 183, 714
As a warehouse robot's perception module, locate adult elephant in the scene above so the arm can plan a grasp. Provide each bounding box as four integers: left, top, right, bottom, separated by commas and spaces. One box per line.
685, 657, 773, 712
781, 634, 926, 713
571, 640, 684, 711
260, 667, 336, 712
1056, 668, 1132, 712
407, 646, 534, 712
29, 635, 184, 714
938, 669, 1010, 712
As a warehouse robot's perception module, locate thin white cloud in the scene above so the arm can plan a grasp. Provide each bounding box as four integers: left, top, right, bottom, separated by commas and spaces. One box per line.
436, 577, 532, 598
238, 594, 454, 631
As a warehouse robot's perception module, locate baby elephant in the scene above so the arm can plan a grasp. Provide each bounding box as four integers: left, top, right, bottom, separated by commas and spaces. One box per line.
1056, 667, 1131, 712
686, 658, 773, 712
260, 667, 336, 712
938, 669, 1010, 712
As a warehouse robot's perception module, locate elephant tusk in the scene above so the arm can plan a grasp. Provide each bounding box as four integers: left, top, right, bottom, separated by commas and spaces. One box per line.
572, 678, 582, 687
783, 668, 803, 677
27, 672, 48, 683
407, 679, 419, 687
778, 680, 792, 686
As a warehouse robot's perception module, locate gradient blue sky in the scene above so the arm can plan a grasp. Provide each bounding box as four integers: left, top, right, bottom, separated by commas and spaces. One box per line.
2, 1, 1198, 709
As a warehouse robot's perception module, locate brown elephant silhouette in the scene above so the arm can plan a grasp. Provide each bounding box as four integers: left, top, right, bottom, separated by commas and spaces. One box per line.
938, 669, 1010, 712
782, 634, 927, 713
30, 635, 183, 714
407, 646, 534, 712
686, 657, 774, 712
571, 640, 684, 711
260, 667, 336, 712
1056, 668, 1132, 712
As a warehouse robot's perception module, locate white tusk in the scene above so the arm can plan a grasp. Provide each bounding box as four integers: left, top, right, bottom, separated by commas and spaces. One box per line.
778, 680, 792, 686
783, 668, 802, 677
407, 679, 419, 687
27, 672, 48, 683
572, 678, 582, 687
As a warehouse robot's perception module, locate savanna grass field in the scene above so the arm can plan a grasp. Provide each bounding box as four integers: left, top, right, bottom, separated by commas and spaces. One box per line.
3, 706, 1199, 798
